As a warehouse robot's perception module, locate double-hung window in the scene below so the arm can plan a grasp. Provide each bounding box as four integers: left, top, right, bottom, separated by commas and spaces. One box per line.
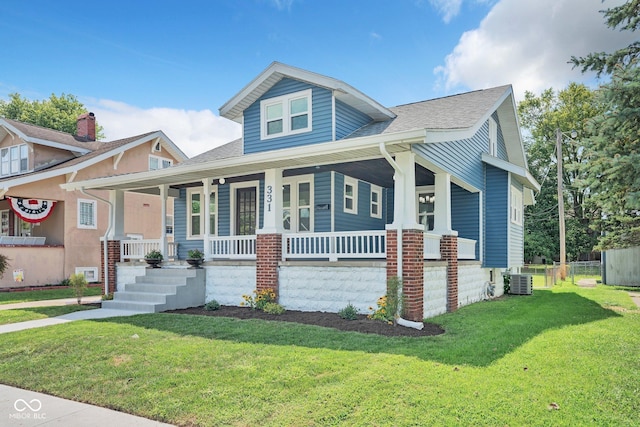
187, 188, 217, 239
78, 199, 97, 229
260, 89, 312, 139
344, 176, 358, 215
370, 185, 382, 219
510, 186, 523, 225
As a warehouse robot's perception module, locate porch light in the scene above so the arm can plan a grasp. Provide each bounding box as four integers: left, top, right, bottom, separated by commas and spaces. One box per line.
219, 178, 226, 185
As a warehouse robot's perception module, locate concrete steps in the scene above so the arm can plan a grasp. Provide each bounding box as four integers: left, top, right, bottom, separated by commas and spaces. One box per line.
103, 268, 205, 313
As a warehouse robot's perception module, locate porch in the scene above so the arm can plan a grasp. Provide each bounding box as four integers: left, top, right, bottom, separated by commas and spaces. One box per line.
120, 231, 477, 262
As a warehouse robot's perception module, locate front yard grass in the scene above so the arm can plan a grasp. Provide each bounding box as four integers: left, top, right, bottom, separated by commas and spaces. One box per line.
0, 305, 97, 325
0, 284, 638, 426
0, 286, 103, 304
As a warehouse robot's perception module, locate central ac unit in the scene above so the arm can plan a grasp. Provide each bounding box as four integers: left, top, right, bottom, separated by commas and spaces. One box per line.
509, 274, 533, 295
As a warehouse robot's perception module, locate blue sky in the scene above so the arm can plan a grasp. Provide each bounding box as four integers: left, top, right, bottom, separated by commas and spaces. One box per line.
1, 0, 635, 156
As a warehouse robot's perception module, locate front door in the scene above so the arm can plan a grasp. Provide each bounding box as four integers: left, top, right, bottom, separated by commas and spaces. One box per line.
236, 187, 257, 235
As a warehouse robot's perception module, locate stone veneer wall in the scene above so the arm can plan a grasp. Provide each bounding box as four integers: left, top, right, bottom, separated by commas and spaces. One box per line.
205, 263, 256, 306
423, 263, 448, 319
457, 262, 491, 307
279, 262, 386, 313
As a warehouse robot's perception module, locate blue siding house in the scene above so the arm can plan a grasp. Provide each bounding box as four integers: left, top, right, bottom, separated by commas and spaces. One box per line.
67, 62, 539, 320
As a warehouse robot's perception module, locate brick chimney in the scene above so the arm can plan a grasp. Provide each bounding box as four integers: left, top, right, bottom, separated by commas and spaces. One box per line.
77, 112, 96, 141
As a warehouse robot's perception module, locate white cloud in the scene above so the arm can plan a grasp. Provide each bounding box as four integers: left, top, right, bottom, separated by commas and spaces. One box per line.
428, 0, 463, 23
434, 0, 637, 99
87, 99, 241, 158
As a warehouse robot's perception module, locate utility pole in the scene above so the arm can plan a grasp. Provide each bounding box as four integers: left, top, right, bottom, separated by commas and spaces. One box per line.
556, 128, 567, 280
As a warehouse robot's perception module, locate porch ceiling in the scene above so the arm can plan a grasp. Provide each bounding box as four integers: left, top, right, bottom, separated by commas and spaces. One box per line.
63, 137, 420, 193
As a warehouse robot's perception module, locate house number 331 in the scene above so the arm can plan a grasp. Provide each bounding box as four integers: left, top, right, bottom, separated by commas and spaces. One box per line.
266, 185, 273, 212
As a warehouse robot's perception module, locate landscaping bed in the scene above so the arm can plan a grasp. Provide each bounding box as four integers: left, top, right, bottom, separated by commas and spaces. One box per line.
166, 305, 445, 337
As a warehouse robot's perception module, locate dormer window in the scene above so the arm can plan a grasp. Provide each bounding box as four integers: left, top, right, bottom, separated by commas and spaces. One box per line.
260, 89, 312, 140
1, 143, 29, 176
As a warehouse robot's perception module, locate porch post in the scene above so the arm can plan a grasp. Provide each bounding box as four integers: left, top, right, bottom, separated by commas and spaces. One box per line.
104, 190, 125, 295
433, 173, 453, 235
202, 179, 211, 259
256, 168, 283, 296
108, 190, 126, 240
159, 184, 168, 257
389, 151, 424, 322
441, 235, 459, 312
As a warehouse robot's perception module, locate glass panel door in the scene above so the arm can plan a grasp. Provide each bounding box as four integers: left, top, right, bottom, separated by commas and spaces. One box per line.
236, 187, 257, 235
418, 192, 435, 231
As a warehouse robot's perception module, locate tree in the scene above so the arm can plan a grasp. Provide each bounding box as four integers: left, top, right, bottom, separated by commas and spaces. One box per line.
518, 83, 604, 261
0, 93, 104, 139
572, 0, 640, 248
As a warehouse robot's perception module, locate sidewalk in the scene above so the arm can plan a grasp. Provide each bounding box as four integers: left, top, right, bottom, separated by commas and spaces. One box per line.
1, 299, 171, 426
1, 384, 173, 426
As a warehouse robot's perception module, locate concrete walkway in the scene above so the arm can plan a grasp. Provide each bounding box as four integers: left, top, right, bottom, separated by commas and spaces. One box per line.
1, 298, 171, 425
1, 384, 173, 426
629, 292, 640, 308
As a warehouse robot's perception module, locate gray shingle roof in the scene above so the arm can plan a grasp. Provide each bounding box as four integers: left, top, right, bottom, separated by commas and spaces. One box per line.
178, 138, 243, 166
345, 85, 511, 139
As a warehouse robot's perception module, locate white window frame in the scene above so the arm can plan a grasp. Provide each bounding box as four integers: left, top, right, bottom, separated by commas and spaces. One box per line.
489, 117, 498, 157
187, 186, 218, 240
370, 185, 382, 219
260, 89, 312, 140
344, 176, 358, 215
165, 215, 174, 236
77, 199, 97, 229
149, 155, 173, 171
152, 141, 162, 152
282, 174, 314, 233
510, 185, 523, 225
0, 143, 28, 176
75, 267, 99, 283
416, 186, 436, 231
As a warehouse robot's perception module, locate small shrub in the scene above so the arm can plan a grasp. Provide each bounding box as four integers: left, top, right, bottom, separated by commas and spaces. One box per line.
263, 302, 285, 315
68, 273, 88, 305
59, 278, 71, 287
503, 269, 511, 294
145, 250, 163, 260
338, 303, 359, 320
369, 276, 403, 323
188, 249, 204, 259
0, 254, 9, 279
204, 300, 220, 311
101, 292, 114, 301
241, 288, 277, 311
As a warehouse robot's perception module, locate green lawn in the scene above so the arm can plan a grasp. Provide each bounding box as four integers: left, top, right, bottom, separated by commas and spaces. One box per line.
0, 284, 638, 426
0, 286, 103, 304
0, 305, 97, 325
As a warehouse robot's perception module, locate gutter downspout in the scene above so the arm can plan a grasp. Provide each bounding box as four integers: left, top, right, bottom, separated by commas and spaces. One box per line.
80, 188, 113, 297
379, 143, 424, 330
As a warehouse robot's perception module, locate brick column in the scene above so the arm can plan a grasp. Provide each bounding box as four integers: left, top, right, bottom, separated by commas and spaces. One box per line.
100, 240, 120, 295
256, 233, 282, 296
386, 229, 398, 280
441, 235, 458, 312
402, 229, 424, 322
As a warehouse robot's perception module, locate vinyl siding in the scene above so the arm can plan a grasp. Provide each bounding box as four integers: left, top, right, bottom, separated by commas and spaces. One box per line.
385, 187, 394, 225
314, 172, 332, 232
451, 184, 480, 259
218, 184, 230, 236
509, 179, 524, 267
243, 78, 332, 154
413, 122, 489, 191
484, 164, 508, 267
335, 99, 372, 140
174, 188, 203, 259
333, 172, 386, 232
494, 113, 509, 161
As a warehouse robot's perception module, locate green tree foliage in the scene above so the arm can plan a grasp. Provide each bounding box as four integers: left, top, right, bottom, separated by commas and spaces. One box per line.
0, 93, 104, 139
571, 0, 640, 76
518, 84, 604, 261
572, 0, 640, 249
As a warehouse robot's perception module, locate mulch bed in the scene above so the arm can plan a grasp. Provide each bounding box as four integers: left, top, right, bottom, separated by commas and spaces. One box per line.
166, 305, 445, 337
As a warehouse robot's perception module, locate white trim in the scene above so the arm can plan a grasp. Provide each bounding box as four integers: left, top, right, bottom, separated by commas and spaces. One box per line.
370, 184, 382, 219
479, 191, 484, 263
230, 180, 260, 236
260, 89, 312, 140
331, 92, 336, 141
482, 153, 540, 191
343, 176, 358, 215
283, 174, 314, 233
77, 199, 97, 229
489, 117, 498, 156
330, 171, 335, 232
75, 267, 99, 283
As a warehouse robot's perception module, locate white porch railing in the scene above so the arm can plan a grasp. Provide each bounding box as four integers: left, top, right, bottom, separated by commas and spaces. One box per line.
0, 236, 46, 245
120, 239, 178, 262
424, 233, 442, 260
458, 237, 477, 260
208, 235, 256, 259
283, 230, 386, 262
